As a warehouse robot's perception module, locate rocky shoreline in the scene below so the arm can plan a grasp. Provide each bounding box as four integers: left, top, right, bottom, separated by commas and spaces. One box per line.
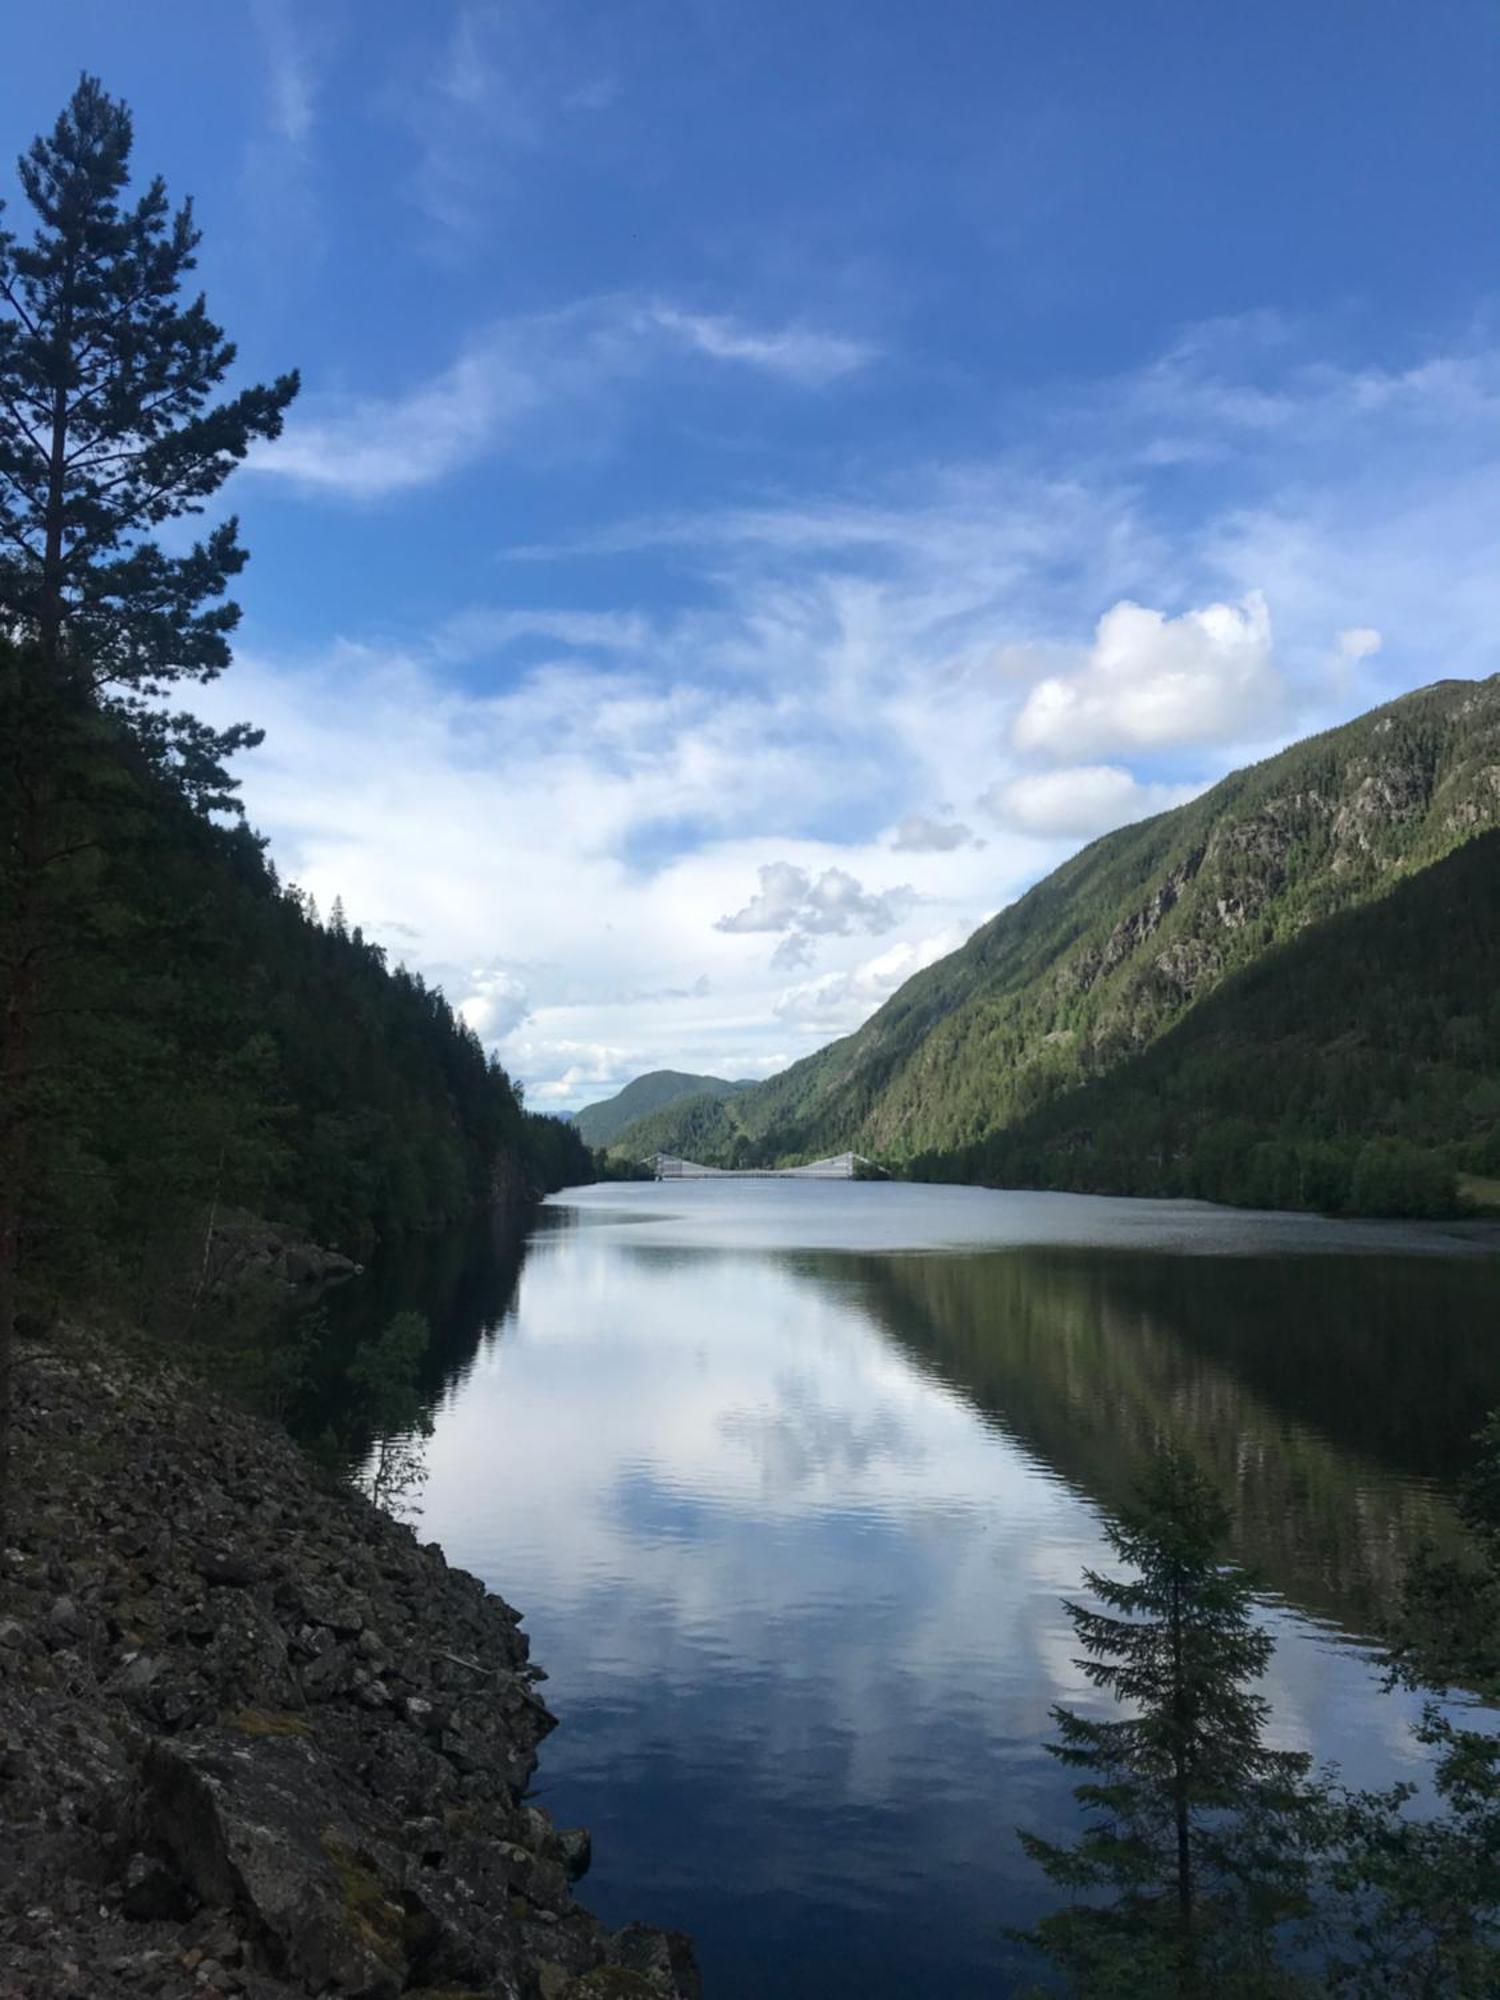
0, 1334, 699, 2000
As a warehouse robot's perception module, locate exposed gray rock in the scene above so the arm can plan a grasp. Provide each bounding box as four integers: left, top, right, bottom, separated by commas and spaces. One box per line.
0, 1337, 698, 2000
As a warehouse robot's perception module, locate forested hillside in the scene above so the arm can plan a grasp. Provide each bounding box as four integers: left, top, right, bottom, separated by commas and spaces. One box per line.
0, 81, 589, 1367
9, 740, 592, 1332
913, 829, 1500, 1215
611, 677, 1500, 1204
574, 1069, 753, 1148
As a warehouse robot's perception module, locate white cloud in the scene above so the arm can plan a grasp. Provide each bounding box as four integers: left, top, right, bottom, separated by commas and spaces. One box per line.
980, 760, 1208, 832
981, 765, 1198, 838
241, 0, 328, 263
251, 0, 318, 144
1012, 591, 1281, 756
646, 305, 875, 385
249, 298, 873, 500
1336, 626, 1382, 666
204, 315, 1500, 1105
890, 812, 979, 853
716, 863, 917, 969
248, 339, 537, 498
774, 930, 969, 1032
456, 965, 531, 1040
397, 2, 615, 242
525, 1042, 634, 1101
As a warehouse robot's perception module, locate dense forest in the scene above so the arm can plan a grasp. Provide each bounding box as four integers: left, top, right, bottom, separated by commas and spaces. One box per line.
0, 81, 590, 1381
3, 679, 593, 1338
608, 679, 1500, 1214
911, 829, 1500, 1216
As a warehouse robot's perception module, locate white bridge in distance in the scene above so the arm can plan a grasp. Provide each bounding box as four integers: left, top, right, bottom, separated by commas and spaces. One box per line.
647, 1151, 874, 1181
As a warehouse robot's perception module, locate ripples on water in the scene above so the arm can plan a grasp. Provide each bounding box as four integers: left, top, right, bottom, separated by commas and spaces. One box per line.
339, 1183, 1500, 1997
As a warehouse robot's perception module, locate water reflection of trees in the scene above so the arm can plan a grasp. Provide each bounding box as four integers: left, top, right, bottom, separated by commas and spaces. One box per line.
293, 1213, 534, 1462
826, 1247, 1500, 1638
305, 1213, 1500, 1641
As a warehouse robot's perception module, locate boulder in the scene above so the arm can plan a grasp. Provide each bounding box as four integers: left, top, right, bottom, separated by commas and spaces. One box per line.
143, 1731, 411, 1999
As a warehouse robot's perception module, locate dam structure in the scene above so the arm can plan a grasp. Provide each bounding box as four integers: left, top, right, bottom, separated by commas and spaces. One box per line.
648, 1152, 873, 1181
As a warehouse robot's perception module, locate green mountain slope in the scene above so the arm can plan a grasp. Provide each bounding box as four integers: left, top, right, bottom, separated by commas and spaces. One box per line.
613, 676, 1500, 1178
917, 826, 1500, 1214
574, 1069, 754, 1149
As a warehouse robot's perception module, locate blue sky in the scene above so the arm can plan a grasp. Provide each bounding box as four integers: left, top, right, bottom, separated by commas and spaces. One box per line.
6, 3, 1499, 1104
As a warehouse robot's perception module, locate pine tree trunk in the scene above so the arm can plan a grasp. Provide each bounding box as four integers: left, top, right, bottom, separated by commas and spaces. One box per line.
0, 345, 73, 1549
0, 672, 59, 1552
1171, 1574, 1196, 1993
0, 778, 40, 1556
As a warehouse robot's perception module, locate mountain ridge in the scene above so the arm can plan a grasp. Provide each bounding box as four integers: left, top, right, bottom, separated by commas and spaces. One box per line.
573, 1069, 756, 1149
607, 675, 1500, 1189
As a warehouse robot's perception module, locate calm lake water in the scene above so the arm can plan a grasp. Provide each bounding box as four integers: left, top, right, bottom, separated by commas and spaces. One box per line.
342, 1182, 1500, 1996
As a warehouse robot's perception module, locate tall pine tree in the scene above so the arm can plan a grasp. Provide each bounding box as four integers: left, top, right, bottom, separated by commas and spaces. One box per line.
1019, 1447, 1317, 1995
0, 77, 297, 1530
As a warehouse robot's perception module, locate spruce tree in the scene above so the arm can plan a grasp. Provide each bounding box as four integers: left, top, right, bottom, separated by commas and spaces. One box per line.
1307, 1410, 1500, 1992
1019, 1447, 1317, 1995
0, 76, 297, 1531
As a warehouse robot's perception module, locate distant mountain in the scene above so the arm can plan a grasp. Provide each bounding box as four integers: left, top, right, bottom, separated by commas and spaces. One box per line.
574, 1070, 756, 1149
611, 677, 1500, 1207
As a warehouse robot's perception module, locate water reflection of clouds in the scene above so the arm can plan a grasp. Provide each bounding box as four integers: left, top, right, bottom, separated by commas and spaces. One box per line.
717, 1371, 927, 1493
416, 1206, 1482, 1996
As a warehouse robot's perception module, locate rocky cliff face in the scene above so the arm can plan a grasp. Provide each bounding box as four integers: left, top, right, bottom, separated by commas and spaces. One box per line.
0, 1337, 698, 2000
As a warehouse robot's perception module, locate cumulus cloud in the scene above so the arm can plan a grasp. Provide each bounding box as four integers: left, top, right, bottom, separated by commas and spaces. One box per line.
889, 812, 979, 852
716, 863, 916, 970
456, 965, 531, 1040
981, 765, 1198, 838
1012, 591, 1281, 756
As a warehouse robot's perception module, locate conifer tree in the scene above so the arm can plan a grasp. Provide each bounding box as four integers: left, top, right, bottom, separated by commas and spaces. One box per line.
1019, 1447, 1316, 1995
1306, 1410, 1500, 1992
0, 76, 297, 1531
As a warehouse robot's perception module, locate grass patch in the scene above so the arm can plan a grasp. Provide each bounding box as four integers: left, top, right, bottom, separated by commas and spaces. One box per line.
227, 1707, 313, 1738
320, 1828, 407, 1964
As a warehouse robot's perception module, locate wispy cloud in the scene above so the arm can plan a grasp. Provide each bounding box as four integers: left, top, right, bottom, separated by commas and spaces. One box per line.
248, 297, 875, 499
241, 0, 328, 261
247, 339, 540, 498
646, 304, 876, 385
253, 0, 317, 144
397, 1, 620, 245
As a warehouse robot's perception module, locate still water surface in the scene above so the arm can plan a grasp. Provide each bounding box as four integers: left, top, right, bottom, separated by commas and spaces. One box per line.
348, 1182, 1500, 1996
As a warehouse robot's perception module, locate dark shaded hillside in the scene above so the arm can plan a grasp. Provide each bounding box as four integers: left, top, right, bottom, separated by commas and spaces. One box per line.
574, 1069, 753, 1148
13, 771, 591, 1331
915, 827, 1500, 1214
613, 677, 1500, 1184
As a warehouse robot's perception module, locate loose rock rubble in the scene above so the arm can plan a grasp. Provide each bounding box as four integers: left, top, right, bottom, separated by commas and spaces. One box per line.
0, 1335, 698, 2000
